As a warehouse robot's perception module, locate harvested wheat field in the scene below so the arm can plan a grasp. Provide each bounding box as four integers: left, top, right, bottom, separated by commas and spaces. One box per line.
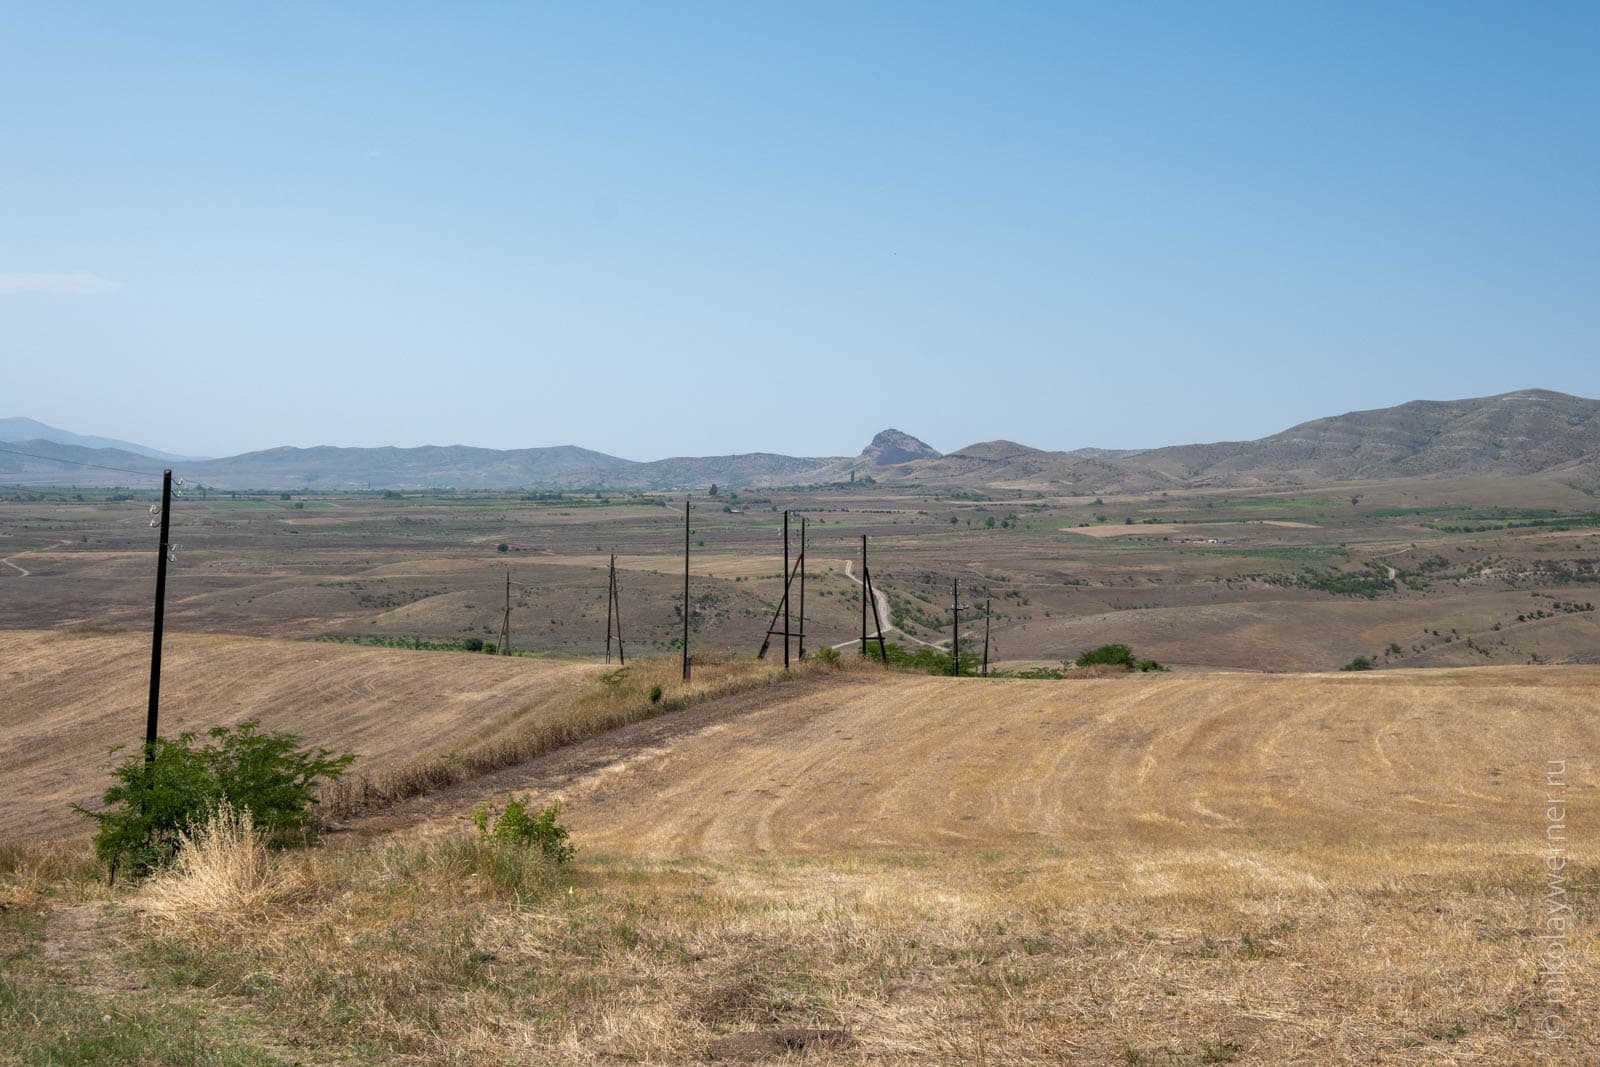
399, 666, 1600, 856
4, 660, 1596, 1064
0, 628, 602, 838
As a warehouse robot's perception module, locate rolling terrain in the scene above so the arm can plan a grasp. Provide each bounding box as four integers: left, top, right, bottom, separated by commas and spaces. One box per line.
7, 389, 1600, 491
0, 628, 602, 839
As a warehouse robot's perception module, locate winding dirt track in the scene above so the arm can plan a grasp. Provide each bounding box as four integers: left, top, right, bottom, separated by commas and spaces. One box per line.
0, 629, 601, 838
423, 666, 1600, 856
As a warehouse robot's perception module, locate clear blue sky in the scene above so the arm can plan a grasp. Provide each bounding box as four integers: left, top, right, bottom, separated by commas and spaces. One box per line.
3, 2, 1596, 460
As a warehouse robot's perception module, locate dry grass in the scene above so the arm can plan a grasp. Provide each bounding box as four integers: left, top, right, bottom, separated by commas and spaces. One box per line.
323, 651, 857, 818
139, 806, 287, 924
0, 628, 600, 838
6, 664, 1596, 1062
113, 837, 1594, 1064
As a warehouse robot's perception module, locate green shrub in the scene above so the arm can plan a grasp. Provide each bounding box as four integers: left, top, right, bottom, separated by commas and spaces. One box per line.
862, 641, 981, 676
1073, 644, 1166, 672
1075, 643, 1135, 667
75, 721, 356, 881
648, 684, 664, 703
473, 797, 574, 864
812, 645, 841, 664
1341, 656, 1375, 671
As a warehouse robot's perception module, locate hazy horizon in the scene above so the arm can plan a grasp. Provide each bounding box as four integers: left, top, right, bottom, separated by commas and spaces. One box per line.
5, 4, 1597, 458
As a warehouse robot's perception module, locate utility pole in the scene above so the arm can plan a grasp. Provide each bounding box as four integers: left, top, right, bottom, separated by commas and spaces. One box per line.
605, 554, 625, 665
783, 510, 791, 668
859, 535, 887, 662
860, 534, 867, 657
144, 469, 174, 759
950, 578, 961, 678
982, 598, 992, 677
798, 516, 807, 659
682, 496, 691, 682
497, 569, 512, 654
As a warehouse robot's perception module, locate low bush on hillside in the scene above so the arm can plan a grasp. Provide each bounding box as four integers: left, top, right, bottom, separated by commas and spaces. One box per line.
474, 797, 574, 864
75, 721, 356, 881
1074, 643, 1166, 672
1341, 656, 1375, 671
862, 641, 982, 676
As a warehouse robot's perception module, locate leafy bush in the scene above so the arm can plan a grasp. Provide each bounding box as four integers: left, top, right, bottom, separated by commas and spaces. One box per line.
1073, 644, 1166, 672
75, 722, 356, 881
862, 641, 981, 676
473, 797, 574, 864
812, 645, 841, 664
1076, 643, 1136, 668
648, 684, 664, 703
1341, 656, 1375, 671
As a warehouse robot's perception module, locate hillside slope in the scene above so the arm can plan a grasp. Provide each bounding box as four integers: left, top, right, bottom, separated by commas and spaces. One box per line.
412, 665, 1600, 855
0, 629, 601, 838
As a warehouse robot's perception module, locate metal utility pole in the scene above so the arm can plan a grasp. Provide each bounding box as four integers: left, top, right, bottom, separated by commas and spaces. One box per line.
605, 554, 625, 665
783, 510, 791, 668
144, 469, 173, 759
950, 579, 961, 678
798, 516, 806, 659
756, 547, 801, 661
497, 570, 512, 654
682, 496, 691, 682
982, 598, 992, 677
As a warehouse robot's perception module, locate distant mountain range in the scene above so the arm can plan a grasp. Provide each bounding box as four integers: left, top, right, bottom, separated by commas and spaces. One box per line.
4, 390, 1600, 493
0, 417, 199, 462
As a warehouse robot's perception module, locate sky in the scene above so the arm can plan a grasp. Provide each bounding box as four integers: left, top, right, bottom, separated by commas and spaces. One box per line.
2, 2, 1597, 460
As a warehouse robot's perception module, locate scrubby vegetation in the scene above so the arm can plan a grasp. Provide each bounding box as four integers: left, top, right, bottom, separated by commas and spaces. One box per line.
1074, 643, 1166, 672
74, 722, 355, 881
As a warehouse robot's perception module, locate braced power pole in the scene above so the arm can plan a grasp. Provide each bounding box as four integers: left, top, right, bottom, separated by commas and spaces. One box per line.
982, 598, 992, 677
950, 578, 961, 678
860, 534, 887, 662
605, 554, 625, 665
497, 569, 512, 654
757, 545, 802, 660
682, 496, 691, 681
797, 516, 806, 659
783, 510, 791, 668
144, 469, 174, 759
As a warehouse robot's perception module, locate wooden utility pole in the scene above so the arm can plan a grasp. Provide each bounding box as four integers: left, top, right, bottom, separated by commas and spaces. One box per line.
950, 579, 961, 678
783, 510, 791, 668
982, 598, 992, 677
682, 496, 691, 681
797, 516, 806, 659
144, 469, 173, 759
860, 535, 887, 662
605, 554, 625, 665
497, 570, 512, 654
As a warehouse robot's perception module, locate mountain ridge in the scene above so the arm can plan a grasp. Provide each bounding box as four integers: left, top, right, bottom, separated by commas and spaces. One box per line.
4, 390, 1597, 492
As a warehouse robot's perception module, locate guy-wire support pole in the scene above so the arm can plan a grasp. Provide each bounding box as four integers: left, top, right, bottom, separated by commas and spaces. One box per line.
860, 535, 868, 657
682, 496, 691, 682
951, 579, 961, 678
982, 598, 992, 677
783, 510, 791, 669
605, 556, 615, 663
756, 552, 802, 659
861, 536, 888, 663
612, 556, 625, 666
145, 469, 173, 759
498, 569, 512, 654
798, 516, 806, 659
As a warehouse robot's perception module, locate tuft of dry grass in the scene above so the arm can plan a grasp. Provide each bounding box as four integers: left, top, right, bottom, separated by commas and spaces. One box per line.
139, 805, 288, 923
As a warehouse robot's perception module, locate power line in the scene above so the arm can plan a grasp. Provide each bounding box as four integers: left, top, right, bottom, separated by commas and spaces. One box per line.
0, 445, 169, 480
